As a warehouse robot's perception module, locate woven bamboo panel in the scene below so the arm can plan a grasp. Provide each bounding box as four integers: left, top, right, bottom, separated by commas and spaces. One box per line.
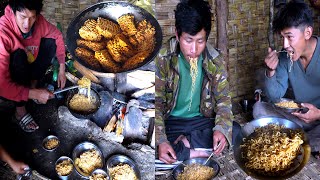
155, 0, 217, 47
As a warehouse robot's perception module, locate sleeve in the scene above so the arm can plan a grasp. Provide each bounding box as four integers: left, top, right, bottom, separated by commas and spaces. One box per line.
37, 15, 66, 64
0, 35, 29, 101
263, 54, 289, 102
210, 55, 234, 147
155, 49, 170, 146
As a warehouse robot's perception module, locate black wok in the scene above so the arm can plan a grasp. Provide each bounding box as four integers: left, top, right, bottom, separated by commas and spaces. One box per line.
66, 1, 163, 73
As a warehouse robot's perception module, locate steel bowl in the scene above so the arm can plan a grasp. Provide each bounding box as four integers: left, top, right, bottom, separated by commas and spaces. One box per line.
66, 87, 101, 119
66, 1, 162, 73
42, 135, 60, 151
90, 169, 110, 180
55, 156, 74, 180
233, 117, 311, 180
106, 154, 141, 180
274, 98, 308, 113
72, 142, 104, 178
171, 158, 220, 180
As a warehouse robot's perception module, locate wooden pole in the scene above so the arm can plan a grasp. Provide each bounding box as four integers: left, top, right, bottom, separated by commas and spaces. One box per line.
268, 0, 275, 49
215, 0, 228, 66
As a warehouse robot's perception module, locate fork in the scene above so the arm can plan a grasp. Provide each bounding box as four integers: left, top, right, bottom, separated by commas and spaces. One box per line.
276, 50, 287, 53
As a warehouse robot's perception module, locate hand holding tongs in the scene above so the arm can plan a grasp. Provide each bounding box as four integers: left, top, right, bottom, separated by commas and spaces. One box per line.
53, 85, 79, 95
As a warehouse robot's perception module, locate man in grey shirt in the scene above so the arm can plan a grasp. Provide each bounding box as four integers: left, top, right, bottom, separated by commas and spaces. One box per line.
253, 0, 320, 157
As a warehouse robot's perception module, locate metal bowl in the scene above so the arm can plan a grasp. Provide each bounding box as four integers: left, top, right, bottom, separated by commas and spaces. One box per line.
274, 98, 304, 113
90, 169, 110, 180
42, 135, 60, 151
55, 156, 74, 180
66, 1, 162, 73
72, 142, 104, 178
233, 117, 311, 180
172, 158, 220, 180
106, 154, 141, 180
66, 87, 101, 119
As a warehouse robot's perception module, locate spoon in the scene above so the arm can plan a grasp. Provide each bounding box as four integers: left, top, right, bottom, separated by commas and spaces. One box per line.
203, 143, 221, 165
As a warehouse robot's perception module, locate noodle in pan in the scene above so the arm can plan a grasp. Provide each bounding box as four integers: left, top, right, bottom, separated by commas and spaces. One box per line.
240, 124, 303, 176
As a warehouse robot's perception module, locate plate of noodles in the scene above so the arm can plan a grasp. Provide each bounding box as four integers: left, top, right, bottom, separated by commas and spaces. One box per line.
273, 98, 307, 113
172, 158, 220, 180
234, 117, 311, 180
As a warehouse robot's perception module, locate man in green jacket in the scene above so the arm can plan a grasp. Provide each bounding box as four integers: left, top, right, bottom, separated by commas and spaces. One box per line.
155, 0, 233, 164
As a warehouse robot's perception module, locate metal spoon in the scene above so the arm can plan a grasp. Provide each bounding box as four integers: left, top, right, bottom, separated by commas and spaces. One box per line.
203, 143, 221, 165
203, 151, 214, 165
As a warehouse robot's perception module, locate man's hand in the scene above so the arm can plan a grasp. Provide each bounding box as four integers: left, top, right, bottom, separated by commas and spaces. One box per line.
57, 64, 66, 89
158, 141, 177, 164
29, 89, 54, 104
292, 103, 320, 123
265, 47, 279, 77
8, 160, 29, 174
213, 130, 227, 155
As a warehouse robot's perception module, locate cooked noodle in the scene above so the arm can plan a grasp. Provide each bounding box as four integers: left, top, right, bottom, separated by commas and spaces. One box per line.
275, 101, 299, 109
109, 163, 137, 180
75, 149, 103, 175
56, 159, 73, 176
188, 57, 198, 111
177, 163, 214, 180
240, 124, 303, 175
78, 77, 91, 100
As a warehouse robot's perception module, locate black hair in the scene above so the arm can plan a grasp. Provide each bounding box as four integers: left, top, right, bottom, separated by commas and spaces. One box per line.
9, 0, 43, 15
174, 0, 212, 39
273, 0, 313, 33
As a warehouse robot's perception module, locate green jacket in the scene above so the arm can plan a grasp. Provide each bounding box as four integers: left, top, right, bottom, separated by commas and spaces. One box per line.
155, 37, 234, 146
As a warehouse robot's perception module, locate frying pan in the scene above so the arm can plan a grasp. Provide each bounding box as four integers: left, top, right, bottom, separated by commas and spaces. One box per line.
66, 87, 101, 119
66, 1, 163, 73
233, 117, 311, 180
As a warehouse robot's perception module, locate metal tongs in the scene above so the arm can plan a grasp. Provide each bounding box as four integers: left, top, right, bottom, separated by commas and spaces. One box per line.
53, 85, 79, 95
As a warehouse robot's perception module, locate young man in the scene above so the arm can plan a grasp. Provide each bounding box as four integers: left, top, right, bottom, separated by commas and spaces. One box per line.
254, 0, 320, 156
155, 0, 233, 164
0, 0, 66, 132
0, 145, 28, 174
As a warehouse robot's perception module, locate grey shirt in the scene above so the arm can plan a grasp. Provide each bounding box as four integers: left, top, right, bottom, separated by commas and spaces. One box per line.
264, 36, 320, 108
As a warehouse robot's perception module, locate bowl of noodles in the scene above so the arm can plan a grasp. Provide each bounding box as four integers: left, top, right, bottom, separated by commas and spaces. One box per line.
106, 154, 140, 180
172, 158, 220, 180
233, 117, 311, 179
72, 142, 104, 178
274, 98, 307, 113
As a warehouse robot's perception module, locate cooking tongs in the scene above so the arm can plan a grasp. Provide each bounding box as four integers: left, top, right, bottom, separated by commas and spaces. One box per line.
53, 85, 79, 95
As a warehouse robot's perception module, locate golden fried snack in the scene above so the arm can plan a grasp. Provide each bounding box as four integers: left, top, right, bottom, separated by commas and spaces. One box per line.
117, 14, 137, 36
134, 20, 156, 52
95, 50, 120, 72
106, 34, 135, 63
96, 17, 121, 39
79, 19, 102, 41
76, 39, 106, 51
75, 47, 101, 69
128, 36, 139, 47
122, 50, 150, 70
